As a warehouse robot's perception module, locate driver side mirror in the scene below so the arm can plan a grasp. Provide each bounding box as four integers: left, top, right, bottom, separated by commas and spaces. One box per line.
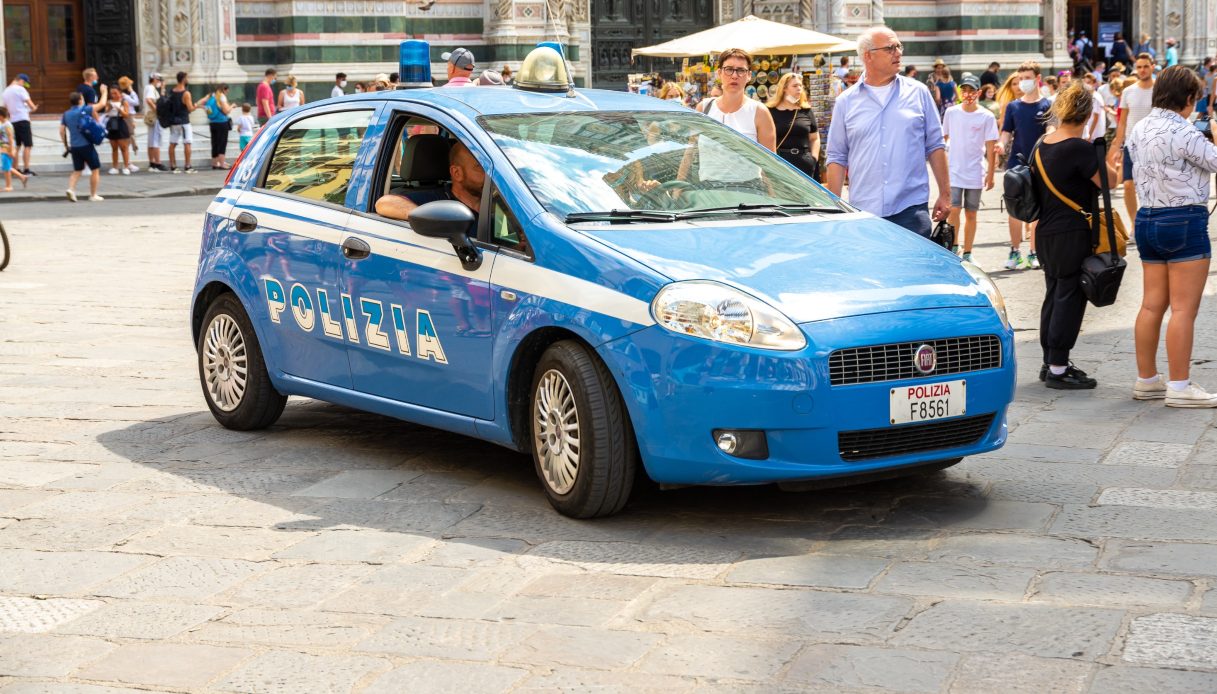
409, 200, 482, 271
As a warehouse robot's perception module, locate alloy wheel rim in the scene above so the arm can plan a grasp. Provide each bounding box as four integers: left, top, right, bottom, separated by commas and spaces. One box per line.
202, 314, 249, 412
534, 369, 580, 495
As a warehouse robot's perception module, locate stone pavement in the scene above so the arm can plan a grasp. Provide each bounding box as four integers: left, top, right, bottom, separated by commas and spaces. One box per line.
0, 191, 1215, 693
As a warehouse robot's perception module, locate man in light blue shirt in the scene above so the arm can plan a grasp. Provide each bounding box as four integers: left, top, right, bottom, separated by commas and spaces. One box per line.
1164, 37, 1178, 67
826, 26, 951, 237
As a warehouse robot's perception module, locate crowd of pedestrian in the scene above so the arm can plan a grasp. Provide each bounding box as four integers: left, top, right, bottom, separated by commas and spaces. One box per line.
7, 50, 509, 202
640, 26, 1217, 404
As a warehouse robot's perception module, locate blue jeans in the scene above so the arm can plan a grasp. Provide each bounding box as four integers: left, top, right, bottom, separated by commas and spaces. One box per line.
1135, 205, 1212, 264
883, 203, 932, 238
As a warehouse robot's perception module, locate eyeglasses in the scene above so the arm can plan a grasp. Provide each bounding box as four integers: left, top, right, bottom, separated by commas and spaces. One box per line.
720, 67, 750, 77
868, 43, 904, 55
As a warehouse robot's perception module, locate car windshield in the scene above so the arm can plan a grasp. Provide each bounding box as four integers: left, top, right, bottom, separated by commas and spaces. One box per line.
478, 111, 844, 220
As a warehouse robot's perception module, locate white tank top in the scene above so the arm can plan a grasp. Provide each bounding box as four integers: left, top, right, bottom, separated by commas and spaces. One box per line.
699, 97, 764, 182
704, 97, 761, 141
282, 88, 302, 109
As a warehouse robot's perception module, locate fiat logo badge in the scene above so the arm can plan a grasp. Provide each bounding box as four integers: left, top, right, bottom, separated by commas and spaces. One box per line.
913, 344, 937, 374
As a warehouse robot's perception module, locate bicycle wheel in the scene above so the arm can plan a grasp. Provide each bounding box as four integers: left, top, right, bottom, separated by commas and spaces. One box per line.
0, 222, 9, 272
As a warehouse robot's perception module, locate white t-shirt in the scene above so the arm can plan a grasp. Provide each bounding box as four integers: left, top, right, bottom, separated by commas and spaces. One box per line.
235, 114, 255, 136
1083, 91, 1106, 140
866, 80, 895, 105
1120, 82, 1154, 132
942, 105, 999, 189
143, 84, 160, 115
2, 84, 31, 122
331, 85, 344, 99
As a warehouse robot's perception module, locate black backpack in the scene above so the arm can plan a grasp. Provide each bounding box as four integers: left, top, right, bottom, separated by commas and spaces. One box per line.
1002, 136, 1045, 223
155, 91, 173, 128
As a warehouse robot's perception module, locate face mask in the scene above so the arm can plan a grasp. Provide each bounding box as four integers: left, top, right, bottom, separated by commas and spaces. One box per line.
785, 94, 799, 104
1019, 79, 1036, 94
339, 80, 347, 88
1084, 83, 1095, 91
962, 91, 978, 104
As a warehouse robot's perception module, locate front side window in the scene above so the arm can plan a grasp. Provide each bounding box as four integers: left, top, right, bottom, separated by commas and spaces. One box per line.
263, 110, 373, 205
479, 111, 843, 221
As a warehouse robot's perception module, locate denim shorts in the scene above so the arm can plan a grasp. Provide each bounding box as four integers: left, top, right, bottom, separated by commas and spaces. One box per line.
1134, 205, 1212, 264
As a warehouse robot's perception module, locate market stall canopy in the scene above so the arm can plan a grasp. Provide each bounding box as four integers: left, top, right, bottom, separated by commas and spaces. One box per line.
630, 15, 857, 59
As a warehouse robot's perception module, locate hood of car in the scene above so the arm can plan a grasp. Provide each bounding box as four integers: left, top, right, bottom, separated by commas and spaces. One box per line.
577, 212, 993, 323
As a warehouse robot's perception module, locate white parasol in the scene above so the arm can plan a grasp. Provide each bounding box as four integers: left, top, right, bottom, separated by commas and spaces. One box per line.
631, 15, 856, 59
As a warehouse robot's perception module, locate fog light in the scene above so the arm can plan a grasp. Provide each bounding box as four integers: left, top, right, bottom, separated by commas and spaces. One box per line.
712, 429, 769, 460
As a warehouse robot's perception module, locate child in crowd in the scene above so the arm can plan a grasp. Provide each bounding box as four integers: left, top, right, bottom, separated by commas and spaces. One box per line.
942, 76, 998, 265
236, 103, 256, 152
0, 106, 28, 190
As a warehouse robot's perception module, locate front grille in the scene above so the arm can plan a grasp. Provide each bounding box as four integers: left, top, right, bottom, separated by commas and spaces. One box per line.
838, 413, 996, 462
829, 335, 1001, 386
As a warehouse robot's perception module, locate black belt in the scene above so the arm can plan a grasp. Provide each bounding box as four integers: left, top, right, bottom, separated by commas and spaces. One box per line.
780, 147, 808, 155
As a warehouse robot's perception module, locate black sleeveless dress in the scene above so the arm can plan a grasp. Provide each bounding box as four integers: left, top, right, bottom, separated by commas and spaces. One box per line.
768, 106, 819, 178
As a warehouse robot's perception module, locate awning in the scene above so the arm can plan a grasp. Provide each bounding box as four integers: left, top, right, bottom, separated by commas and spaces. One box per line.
631, 15, 856, 59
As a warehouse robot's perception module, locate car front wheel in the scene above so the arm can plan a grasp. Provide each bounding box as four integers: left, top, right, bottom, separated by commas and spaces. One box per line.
198, 293, 286, 430
530, 340, 637, 518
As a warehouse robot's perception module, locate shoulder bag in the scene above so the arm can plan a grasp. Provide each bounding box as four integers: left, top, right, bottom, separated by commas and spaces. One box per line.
1034, 143, 1128, 256
1077, 138, 1127, 307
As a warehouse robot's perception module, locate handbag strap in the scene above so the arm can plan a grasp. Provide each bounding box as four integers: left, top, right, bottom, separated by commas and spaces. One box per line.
1094, 137, 1118, 255
1034, 146, 1093, 224
775, 108, 800, 150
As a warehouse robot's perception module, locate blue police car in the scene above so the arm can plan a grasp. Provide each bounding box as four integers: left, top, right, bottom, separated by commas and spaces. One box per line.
192, 48, 1015, 517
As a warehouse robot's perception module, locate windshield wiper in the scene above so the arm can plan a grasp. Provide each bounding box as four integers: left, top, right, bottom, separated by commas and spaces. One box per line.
565, 209, 678, 224
673, 203, 846, 220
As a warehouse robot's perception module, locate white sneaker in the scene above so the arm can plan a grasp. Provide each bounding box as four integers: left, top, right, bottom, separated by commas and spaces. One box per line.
65, 189, 77, 202
108, 167, 119, 175
1132, 375, 1167, 400
1165, 382, 1217, 408
1005, 250, 1021, 270
88, 194, 104, 202
127, 164, 139, 173
121, 167, 130, 175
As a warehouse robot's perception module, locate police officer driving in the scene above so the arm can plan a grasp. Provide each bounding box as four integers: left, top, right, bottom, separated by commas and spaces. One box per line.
374, 140, 485, 222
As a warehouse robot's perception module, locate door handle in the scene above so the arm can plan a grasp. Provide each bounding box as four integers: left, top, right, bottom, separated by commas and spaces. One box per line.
342, 236, 371, 260
234, 212, 257, 232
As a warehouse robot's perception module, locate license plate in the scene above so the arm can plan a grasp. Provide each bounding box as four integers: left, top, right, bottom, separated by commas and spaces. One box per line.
890, 379, 966, 425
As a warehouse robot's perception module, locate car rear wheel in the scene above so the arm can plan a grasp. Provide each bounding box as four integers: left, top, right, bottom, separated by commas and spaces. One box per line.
198, 293, 286, 430
530, 340, 636, 518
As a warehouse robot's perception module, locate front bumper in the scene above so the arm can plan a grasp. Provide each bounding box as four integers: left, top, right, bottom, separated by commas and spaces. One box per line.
598, 307, 1015, 486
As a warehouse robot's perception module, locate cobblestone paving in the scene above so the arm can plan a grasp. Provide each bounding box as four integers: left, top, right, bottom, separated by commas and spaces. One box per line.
0, 194, 1215, 692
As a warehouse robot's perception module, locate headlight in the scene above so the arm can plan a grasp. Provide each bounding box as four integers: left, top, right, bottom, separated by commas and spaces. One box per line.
651, 281, 807, 351
961, 261, 1009, 330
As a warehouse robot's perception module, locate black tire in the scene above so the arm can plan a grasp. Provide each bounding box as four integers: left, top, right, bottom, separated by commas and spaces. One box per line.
197, 292, 286, 430
529, 340, 637, 518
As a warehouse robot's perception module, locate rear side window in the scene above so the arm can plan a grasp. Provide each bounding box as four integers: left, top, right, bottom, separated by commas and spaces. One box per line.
262, 110, 374, 205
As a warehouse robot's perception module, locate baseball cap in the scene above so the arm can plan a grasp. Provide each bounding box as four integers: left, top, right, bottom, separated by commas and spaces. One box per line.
960, 75, 980, 89
443, 47, 476, 70
149, 72, 163, 81
16, 73, 30, 85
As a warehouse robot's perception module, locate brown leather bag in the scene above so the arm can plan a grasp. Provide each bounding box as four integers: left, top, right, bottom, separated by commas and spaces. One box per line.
1035, 146, 1128, 256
